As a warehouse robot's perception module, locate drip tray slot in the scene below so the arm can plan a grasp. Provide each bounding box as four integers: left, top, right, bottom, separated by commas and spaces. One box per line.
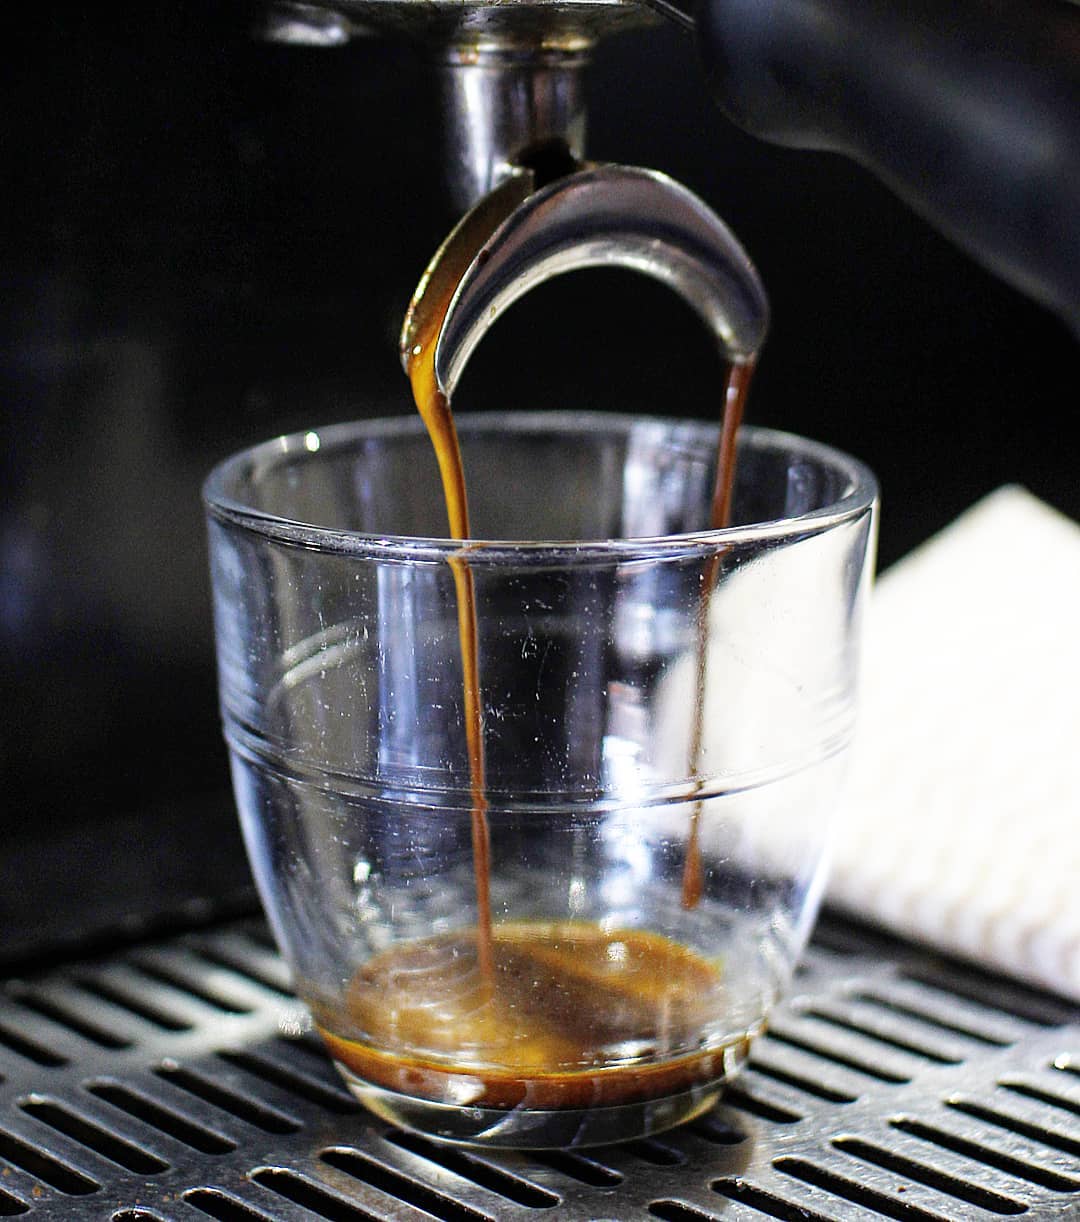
0, 915, 1077, 1219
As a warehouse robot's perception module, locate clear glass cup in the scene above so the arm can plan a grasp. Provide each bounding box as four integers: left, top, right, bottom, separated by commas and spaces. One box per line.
204, 411, 877, 1148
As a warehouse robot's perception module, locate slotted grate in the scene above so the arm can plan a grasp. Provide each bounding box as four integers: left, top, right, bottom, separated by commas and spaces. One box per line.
0, 916, 1077, 1220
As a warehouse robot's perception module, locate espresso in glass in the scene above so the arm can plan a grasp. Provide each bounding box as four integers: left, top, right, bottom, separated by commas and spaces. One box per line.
206, 409, 875, 1147
307, 285, 758, 1137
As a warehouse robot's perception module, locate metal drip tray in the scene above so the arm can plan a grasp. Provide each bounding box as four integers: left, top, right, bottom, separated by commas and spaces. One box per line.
0, 915, 1077, 1220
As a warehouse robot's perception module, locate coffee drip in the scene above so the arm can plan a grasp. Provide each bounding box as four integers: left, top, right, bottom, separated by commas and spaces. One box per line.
681, 356, 755, 908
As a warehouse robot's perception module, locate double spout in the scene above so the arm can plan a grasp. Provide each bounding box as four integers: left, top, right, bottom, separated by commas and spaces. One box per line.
261, 0, 1080, 328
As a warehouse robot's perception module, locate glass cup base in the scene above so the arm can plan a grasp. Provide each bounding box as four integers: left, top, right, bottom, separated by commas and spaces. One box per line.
332, 1040, 754, 1149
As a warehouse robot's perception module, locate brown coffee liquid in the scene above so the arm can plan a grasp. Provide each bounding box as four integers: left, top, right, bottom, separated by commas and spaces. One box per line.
339, 230, 759, 1107
316, 922, 746, 1109
681, 356, 755, 908
404, 250, 494, 983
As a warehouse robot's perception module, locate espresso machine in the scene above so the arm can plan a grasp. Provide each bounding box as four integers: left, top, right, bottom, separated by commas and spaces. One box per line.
1, 0, 1076, 972
259, 0, 1080, 323
0, 0, 1079, 1211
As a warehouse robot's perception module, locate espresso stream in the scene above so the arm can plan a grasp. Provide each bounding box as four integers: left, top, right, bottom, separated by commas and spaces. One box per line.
317, 253, 756, 1110
403, 336, 754, 932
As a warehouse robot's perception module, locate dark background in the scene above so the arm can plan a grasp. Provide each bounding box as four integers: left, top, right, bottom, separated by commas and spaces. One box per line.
2, 1, 1075, 963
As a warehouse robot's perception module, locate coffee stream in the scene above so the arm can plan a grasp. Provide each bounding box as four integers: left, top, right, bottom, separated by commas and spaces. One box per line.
409, 340, 754, 935
316, 237, 758, 1110
681, 357, 755, 908
406, 317, 494, 983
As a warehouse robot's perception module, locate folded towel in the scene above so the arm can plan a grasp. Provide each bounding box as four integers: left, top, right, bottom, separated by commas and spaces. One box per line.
830, 486, 1080, 1001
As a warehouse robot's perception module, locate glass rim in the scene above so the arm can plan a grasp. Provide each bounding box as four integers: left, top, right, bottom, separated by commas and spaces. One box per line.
203, 411, 878, 563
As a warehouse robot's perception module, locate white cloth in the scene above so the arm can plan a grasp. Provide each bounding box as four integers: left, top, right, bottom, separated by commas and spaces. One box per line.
830, 486, 1080, 1001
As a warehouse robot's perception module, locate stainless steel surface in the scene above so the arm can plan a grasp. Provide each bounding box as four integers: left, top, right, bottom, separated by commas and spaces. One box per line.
258, 0, 655, 211
1, 915, 1078, 1218
638, 0, 694, 33
258, 0, 654, 45
258, 3, 358, 45
437, 46, 589, 213
418, 164, 768, 398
